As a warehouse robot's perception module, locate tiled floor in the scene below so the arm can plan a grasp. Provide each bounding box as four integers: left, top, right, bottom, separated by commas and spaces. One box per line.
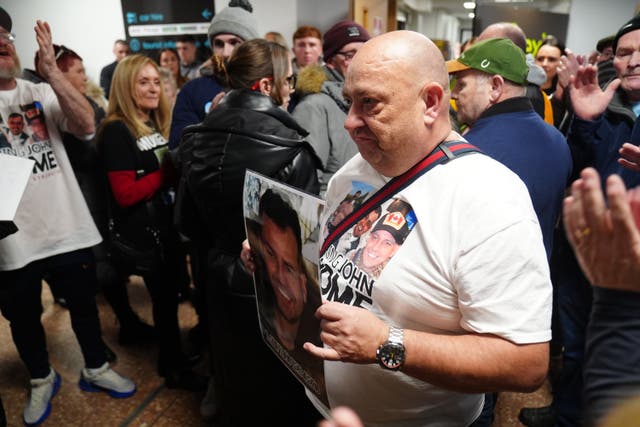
0, 277, 552, 426
0, 277, 206, 427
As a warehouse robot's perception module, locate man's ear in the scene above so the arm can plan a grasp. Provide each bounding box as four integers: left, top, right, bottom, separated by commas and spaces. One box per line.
489, 75, 505, 102
258, 77, 273, 96
421, 82, 445, 126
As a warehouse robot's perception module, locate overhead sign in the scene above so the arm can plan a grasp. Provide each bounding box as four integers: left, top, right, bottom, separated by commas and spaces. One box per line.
474, 4, 569, 56
120, 0, 214, 56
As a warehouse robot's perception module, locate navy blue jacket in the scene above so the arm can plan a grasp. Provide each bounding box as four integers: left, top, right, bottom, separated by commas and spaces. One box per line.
169, 75, 224, 149
465, 97, 572, 258
568, 88, 640, 189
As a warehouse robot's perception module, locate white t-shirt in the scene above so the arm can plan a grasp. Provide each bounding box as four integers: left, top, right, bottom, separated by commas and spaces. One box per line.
0, 79, 100, 270
312, 151, 552, 427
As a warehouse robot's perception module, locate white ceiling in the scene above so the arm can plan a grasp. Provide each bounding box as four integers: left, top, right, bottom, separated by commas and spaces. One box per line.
400, 0, 572, 24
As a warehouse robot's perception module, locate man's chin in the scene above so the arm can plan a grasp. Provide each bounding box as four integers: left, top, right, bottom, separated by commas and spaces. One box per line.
0, 63, 21, 80
622, 79, 640, 100
275, 307, 302, 325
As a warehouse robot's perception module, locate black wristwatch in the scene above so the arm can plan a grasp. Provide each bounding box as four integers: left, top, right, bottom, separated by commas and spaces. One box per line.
376, 326, 406, 370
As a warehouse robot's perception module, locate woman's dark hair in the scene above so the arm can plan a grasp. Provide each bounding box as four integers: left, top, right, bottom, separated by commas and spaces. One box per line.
157, 48, 179, 64
541, 36, 566, 55
157, 48, 187, 88
213, 39, 290, 105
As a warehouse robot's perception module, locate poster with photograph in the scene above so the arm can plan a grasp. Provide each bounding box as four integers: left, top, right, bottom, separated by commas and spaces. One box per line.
243, 170, 328, 407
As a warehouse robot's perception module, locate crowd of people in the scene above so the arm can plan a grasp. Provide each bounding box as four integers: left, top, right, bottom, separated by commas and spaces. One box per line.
1, 1, 640, 426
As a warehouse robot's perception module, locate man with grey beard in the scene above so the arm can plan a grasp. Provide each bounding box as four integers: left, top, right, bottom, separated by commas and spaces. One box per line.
0, 7, 136, 426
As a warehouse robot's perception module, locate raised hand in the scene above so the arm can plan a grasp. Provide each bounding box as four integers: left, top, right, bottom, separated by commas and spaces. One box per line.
34, 20, 59, 80
618, 142, 640, 172
564, 167, 640, 291
569, 64, 620, 121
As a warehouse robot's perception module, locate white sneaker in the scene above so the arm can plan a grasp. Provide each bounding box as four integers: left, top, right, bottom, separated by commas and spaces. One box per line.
78, 362, 136, 398
23, 368, 61, 426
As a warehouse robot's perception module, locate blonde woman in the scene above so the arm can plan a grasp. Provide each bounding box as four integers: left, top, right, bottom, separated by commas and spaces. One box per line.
97, 54, 203, 390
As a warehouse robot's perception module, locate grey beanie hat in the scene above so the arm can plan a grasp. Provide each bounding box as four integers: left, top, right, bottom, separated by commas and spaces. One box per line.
208, 6, 259, 48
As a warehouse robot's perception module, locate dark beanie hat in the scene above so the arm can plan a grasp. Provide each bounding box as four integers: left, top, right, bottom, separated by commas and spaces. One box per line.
0, 7, 11, 32
323, 20, 370, 62
613, 14, 640, 53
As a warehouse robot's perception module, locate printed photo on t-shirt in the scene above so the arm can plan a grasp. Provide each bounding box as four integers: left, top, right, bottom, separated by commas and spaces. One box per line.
320, 183, 418, 310
22, 102, 50, 143
323, 181, 372, 240
0, 102, 60, 180
0, 112, 31, 149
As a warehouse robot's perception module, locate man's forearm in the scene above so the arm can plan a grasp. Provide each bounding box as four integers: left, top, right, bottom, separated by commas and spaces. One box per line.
402, 330, 549, 393
47, 69, 94, 136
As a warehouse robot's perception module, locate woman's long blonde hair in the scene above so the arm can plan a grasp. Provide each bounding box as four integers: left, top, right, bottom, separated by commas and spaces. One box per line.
103, 54, 170, 139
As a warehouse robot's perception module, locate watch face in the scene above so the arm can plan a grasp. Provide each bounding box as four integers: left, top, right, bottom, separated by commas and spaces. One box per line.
378, 342, 405, 370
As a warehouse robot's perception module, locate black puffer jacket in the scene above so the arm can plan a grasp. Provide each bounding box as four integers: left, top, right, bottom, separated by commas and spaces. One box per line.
176, 89, 320, 255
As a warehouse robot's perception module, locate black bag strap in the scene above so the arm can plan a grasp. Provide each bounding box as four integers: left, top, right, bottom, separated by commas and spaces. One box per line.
320, 140, 479, 255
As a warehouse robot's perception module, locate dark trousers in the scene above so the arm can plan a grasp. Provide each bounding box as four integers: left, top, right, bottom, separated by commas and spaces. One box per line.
553, 241, 592, 427
0, 248, 105, 379
207, 258, 321, 426
141, 235, 183, 375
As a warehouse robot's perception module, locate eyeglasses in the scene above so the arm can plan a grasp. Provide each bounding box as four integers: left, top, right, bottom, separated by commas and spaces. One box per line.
54, 45, 72, 61
0, 32, 15, 44
336, 50, 357, 61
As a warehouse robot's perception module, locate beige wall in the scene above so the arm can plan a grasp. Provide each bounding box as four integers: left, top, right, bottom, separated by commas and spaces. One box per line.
351, 0, 397, 35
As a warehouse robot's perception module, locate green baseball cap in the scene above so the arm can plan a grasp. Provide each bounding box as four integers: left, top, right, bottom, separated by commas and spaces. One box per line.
446, 38, 528, 85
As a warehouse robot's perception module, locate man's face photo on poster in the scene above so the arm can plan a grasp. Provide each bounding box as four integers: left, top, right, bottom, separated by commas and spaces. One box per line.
251, 188, 320, 353
260, 210, 308, 346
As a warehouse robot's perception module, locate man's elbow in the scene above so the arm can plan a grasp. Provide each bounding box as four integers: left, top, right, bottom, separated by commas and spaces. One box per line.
514, 363, 548, 393
509, 343, 549, 392
70, 121, 95, 139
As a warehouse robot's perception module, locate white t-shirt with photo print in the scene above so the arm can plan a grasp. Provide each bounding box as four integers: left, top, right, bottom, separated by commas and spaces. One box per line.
0, 79, 100, 270
311, 150, 552, 427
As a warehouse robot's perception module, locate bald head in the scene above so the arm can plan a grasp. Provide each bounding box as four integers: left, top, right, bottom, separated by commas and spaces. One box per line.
352, 30, 449, 90
478, 23, 527, 51
343, 31, 454, 177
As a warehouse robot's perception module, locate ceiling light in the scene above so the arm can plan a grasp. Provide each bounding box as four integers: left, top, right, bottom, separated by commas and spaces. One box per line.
463, 1, 476, 9
468, 12, 475, 18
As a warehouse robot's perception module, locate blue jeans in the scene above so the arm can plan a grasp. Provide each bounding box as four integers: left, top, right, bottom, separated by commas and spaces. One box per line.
0, 248, 105, 378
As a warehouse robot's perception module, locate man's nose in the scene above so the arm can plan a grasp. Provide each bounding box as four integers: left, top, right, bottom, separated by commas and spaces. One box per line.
344, 106, 363, 131
223, 44, 235, 58
629, 50, 640, 67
